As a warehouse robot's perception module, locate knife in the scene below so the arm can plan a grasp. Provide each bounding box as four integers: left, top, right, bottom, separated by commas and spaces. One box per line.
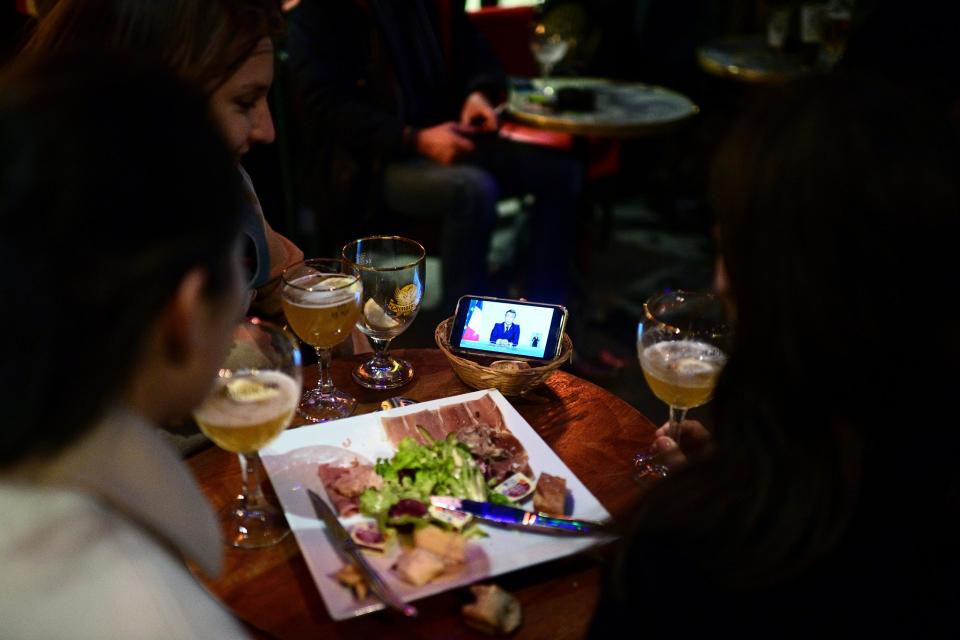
306, 489, 418, 618
429, 496, 609, 535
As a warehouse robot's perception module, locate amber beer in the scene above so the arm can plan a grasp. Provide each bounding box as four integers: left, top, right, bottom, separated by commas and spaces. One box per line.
282, 274, 362, 349
640, 340, 726, 410
194, 370, 299, 453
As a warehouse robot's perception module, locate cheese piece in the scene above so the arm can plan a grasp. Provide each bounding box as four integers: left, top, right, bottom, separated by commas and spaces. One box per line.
393, 548, 445, 586
413, 524, 467, 563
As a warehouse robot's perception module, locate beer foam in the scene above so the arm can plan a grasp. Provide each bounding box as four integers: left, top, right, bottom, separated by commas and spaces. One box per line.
285, 274, 360, 308
641, 340, 726, 385
195, 370, 299, 428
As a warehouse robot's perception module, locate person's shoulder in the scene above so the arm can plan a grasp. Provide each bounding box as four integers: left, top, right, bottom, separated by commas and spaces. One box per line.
0, 485, 248, 639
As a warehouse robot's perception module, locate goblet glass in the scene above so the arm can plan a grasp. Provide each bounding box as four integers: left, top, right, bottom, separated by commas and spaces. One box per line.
530, 17, 570, 93
281, 259, 362, 422
342, 236, 425, 390
193, 318, 302, 548
635, 290, 728, 477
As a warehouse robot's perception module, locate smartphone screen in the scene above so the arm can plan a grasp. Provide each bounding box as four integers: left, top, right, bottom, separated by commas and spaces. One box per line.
450, 296, 567, 362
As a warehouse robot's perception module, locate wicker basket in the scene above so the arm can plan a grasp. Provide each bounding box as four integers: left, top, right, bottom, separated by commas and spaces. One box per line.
434, 317, 572, 396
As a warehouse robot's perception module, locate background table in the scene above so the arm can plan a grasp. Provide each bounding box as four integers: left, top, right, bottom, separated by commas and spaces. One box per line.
507, 77, 699, 138
697, 35, 816, 85
188, 348, 657, 639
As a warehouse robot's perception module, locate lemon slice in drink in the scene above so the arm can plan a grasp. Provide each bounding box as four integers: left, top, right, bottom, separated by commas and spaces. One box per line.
225, 379, 281, 403
364, 298, 400, 330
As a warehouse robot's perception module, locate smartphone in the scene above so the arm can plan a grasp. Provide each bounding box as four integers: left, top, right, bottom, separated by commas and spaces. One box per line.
448, 295, 568, 363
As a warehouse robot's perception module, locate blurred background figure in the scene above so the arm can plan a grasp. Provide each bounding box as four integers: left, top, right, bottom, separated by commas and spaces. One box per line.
22, 0, 303, 318
287, 0, 582, 310
0, 56, 250, 637
590, 71, 960, 635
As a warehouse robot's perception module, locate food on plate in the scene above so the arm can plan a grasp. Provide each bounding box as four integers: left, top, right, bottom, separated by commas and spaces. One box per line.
333, 563, 369, 600
349, 522, 389, 553
317, 461, 383, 517
492, 472, 536, 502
533, 472, 567, 515
462, 584, 522, 635
414, 524, 467, 563
393, 547, 446, 586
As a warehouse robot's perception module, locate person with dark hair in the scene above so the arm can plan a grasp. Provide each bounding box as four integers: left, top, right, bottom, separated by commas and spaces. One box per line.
590, 71, 960, 636
0, 57, 248, 637
490, 309, 520, 347
286, 0, 582, 308
21, 0, 303, 317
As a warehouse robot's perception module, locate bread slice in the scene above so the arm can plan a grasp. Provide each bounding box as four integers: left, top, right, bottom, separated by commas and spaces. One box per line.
462, 584, 522, 635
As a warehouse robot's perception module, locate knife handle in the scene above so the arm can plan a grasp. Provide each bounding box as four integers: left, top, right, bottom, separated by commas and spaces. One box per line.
532, 513, 606, 534
349, 549, 418, 618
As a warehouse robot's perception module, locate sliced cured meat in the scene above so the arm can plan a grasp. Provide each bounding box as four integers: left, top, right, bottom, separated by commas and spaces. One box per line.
437, 402, 476, 433
318, 462, 382, 517
465, 394, 506, 431
406, 409, 448, 443
382, 413, 421, 447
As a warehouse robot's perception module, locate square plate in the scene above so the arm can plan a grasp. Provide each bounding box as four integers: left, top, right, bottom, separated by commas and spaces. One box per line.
260, 389, 611, 621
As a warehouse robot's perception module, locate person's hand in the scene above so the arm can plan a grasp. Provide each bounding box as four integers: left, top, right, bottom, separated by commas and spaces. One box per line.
416, 122, 474, 165
459, 91, 499, 133
649, 419, 713, 468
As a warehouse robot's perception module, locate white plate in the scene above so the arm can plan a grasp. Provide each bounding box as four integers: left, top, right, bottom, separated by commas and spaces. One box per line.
260, 389, 611, 621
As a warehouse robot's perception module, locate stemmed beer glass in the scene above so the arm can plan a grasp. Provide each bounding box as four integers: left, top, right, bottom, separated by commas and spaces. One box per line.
281, 259, 362, 422
342, 236, 425, 390
193, 318, 302, 548
636, 290, 728, 477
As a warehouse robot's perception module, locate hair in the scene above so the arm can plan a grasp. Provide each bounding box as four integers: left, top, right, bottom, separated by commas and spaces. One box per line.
624, 71, 960, 590
20, 0, 284, 94
505, 310, 517, 317
0, 55, 244, 467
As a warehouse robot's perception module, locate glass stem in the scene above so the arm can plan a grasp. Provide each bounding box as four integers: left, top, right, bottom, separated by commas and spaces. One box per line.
368, 336, 393, 366
315, 347, 333, 396
668, 406, 688, 448
237, 451, 267, 510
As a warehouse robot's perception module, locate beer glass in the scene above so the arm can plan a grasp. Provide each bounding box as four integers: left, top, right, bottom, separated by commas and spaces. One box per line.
342, 236, 425, 390
193, 318, 302, 548
281, 259, 362, 422
635, 290, 727, 477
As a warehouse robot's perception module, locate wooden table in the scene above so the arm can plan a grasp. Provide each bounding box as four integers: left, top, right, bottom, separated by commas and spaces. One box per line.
507, 77, 699, 138
187, 348, 657, 639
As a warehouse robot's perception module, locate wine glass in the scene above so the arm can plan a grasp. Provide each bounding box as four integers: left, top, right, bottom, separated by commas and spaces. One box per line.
193, 318, 302, 548
635, 290, 728, 477
530, 18, 570, 94
341, 236, 425, 390
281, 259, 362, 422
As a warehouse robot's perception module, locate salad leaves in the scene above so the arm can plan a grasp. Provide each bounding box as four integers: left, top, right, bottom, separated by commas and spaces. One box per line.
358, 431, 509, 531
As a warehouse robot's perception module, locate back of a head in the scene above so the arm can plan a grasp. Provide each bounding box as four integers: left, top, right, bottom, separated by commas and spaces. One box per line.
712, 71, 960, 444
0, 55, 242, 466
21, 0, 283, 93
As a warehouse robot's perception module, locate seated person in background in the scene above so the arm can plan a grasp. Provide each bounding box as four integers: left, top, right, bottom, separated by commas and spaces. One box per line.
490, 310, 520, 347
287, 0, 582, 308
589, 72, 960, 636
0, 57, 249, 638
22, 0, 303, 318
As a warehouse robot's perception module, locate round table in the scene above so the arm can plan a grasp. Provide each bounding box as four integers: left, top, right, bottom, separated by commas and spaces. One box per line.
506, 77, 699, 138
188, 348, 657, 639
697, 35, 818, 85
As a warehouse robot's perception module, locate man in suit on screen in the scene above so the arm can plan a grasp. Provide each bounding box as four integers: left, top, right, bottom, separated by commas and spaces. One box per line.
489, 309, 520, 347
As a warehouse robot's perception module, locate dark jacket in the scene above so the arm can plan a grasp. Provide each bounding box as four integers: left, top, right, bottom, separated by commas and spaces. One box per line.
489, 322, 520, 346
287, 0, 506, 247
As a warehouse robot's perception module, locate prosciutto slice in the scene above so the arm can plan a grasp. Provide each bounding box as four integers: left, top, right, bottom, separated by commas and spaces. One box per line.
317, 461, 383, 517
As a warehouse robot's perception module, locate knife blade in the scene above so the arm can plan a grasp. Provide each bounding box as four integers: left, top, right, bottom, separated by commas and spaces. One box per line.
306, 489, 417, 618
429, 496, 609, 535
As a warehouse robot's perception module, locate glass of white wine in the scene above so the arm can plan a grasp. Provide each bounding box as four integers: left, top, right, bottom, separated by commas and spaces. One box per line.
281, 259, 362, 422
342, 236, 425, 390
530, 17, 570, 93
636, 290, 727, 477
193, 318, 302, 548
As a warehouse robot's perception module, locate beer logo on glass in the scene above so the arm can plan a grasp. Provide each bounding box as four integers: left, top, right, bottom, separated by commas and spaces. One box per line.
388, 284, 419, 316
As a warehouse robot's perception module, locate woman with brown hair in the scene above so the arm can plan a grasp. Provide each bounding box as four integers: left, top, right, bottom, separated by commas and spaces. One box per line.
21, 0, 303, 316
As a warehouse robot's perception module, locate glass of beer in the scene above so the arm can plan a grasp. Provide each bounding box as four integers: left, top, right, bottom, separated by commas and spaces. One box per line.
193, 318, 302, 548
635, 290, 728, 477
342, 236, 425, 389
281, 259, 362, 422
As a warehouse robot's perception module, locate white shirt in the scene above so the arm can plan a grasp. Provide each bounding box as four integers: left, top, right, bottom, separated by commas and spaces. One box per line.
0, 409, 249, 639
